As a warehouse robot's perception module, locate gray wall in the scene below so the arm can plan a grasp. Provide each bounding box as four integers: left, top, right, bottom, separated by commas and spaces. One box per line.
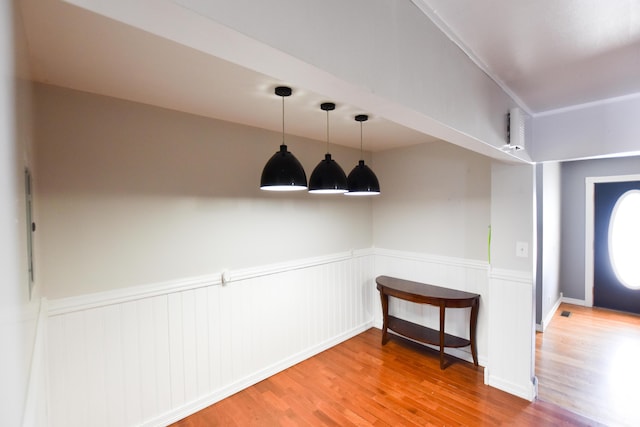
490, 162, 535, 272
533, 96, 640, 162
35, 82, 498, 300
560, 155, 640, 300
34, 84, 372, 298
373, 141, 491, 260
536, 162, 562, 326
535, 164, 543, 322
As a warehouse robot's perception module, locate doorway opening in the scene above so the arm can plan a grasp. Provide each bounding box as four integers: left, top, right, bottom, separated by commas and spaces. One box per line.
585, 174, 640, 309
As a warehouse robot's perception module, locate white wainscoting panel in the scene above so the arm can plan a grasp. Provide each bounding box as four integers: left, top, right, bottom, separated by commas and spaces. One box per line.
373, 249, 489, 366
486, 268, 536, 401
22, 298, 49, 427
46, 251, 375, 427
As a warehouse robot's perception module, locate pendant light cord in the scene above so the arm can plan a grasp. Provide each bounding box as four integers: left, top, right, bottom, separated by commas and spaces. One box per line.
354, 114, 368, 160
359, 121, 364, 159
326, 109, 330, 154
281, 95, 285, 144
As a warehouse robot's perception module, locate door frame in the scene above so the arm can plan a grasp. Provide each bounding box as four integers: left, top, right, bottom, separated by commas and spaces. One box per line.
585, 174, 640, 307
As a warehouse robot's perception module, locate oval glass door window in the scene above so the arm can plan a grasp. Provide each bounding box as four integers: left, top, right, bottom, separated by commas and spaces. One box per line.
609, 190, 640, 290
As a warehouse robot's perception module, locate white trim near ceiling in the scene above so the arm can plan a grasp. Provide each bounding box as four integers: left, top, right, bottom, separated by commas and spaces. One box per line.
410, 0, 533, 115
584, 174, 640, 307
535, 90, 640, 118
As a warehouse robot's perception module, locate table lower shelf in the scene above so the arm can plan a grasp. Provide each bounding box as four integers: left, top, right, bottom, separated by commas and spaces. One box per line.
387, 316, 470, 348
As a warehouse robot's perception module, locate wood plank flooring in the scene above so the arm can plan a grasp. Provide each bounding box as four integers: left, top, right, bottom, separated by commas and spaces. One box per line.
173, 328, 599, 426
536, 303, 640, 427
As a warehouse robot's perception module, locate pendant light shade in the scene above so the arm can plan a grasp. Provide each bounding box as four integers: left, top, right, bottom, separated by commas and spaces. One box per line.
346, 160, 380, 195
309, 102, 348, 194
260, 144, 307, 191
260, 86, 308, 191
346, 114, 380, 196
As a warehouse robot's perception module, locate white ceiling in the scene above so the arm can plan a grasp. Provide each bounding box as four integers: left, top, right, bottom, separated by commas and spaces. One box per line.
416, 0, 640, 113
18, 0, 436, 153
17, 0, 640, 154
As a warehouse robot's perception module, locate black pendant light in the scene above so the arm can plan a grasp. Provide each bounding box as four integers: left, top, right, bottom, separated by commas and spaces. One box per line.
260, 86, 308, 191
309, 102, 348, 194
346, 114, 380, 196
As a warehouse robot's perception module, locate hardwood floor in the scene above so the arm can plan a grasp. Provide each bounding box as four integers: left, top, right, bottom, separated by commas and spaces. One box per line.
536, 303, 640, 427
173, 328, 599, 426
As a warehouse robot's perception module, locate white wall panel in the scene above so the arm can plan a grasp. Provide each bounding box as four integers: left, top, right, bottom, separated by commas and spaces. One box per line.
166, 293, 185, 410
486, 269, 536, 400
193, 287, 210, 398
66, 311, 90, 426
46, 252, 373, 427
373, 249, 489, 366
180, 290, 199, 406
47, 314, 68, 426
138, 297, 160, 421
122, 301, 143, 425
45, 246, 537, 424
103, 304, 125, 427
22, 299, 50, 427
152, 295, 172, 414
85, 306, 107, 426
206, 286, 223, 392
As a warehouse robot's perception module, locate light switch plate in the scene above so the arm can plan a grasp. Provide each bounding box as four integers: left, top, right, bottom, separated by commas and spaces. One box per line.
516, 241, 528, 258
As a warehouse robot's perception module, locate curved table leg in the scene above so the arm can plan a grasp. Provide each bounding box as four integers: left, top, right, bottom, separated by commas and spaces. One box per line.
439, 303, 446, 369
469, 297, 479, 366
380, 292, 390, 345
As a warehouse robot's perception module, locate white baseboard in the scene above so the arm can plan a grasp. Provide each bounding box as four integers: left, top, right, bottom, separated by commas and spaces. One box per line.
142, 321, 373, 427
561, 296, 586, 306
536, 294, 563, 332
486, 374, 536, 402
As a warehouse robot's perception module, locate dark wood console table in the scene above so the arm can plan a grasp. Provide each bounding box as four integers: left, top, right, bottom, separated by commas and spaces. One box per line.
376, 275, 480, 369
